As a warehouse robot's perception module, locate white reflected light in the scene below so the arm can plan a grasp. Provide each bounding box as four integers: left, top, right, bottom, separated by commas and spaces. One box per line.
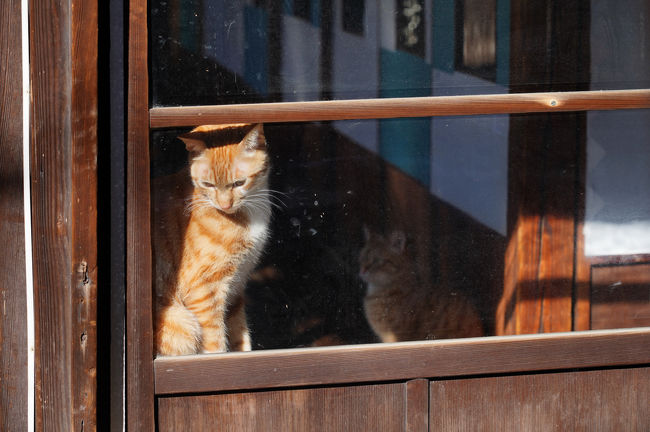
584, 221, 650, 256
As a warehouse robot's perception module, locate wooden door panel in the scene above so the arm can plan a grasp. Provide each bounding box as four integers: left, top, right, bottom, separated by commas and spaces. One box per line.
430, 367, 649, 431
158, 380, 428, 432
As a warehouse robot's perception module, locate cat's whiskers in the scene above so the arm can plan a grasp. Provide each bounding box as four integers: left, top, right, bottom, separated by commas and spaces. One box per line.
249, 192, 276, 207
247, 196, 281, 211
185, 196, 220, 214
257, 189, 289, 206
185, 198, 204, 213
267, 196, 287, 209
257, 188, 290, 197
247, 189, 287, 209
242, 198, 272, 216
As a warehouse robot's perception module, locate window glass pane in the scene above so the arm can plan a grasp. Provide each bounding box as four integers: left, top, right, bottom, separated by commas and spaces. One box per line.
150, 0, 650, 107
150, 111, 649, 355
584, 109, 650, 256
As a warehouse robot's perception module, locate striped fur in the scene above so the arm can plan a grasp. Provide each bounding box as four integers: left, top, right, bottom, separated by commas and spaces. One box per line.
359, 228, 484, 342
153, 124, 271, 356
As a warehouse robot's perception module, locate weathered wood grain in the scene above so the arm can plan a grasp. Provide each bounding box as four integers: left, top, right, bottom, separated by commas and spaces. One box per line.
430, 367, 650, 431
0, 0, 28, 429
154, 328, 650, 395
29, 0, 99, 429
29, 0, 74, 428
70, 0, 99, 428
126, 0, 155, 429
405, 379, 428, 432
158, 382, 409, 432
149, 90, 650, 128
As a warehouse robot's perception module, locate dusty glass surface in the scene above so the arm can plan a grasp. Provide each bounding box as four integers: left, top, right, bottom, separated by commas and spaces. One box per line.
150, 0, 650, 106
150, 111, 650, 352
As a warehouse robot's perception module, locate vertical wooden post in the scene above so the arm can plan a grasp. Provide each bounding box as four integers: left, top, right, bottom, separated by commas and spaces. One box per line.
29, 0, 99, 429
127, 0, 155, 430
71, 0, 99, 428
0, 0, 28, 429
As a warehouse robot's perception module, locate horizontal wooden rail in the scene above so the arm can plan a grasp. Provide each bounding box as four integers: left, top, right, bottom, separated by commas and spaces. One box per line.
150, 89, 650, 128
154, 327, 650, 395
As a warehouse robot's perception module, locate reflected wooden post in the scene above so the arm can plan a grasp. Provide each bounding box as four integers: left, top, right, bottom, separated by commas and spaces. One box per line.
498, 1, 589, 335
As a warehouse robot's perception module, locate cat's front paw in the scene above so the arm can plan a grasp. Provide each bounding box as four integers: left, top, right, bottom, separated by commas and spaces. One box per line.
201, 342, 228, 354
229, 333, 252, 352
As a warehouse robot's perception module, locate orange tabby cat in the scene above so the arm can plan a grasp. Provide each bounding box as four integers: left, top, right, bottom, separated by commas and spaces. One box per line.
359, 228, 484, 342
153, 124, 271, 355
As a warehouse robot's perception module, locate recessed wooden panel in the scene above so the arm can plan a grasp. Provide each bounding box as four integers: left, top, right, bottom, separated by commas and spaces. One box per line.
591, 264, 650, 329
430, 367, 650, 431
158, 382, 412, 432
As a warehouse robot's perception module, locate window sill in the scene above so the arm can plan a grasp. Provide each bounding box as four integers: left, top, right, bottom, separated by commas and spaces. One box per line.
154, 327, 650, 395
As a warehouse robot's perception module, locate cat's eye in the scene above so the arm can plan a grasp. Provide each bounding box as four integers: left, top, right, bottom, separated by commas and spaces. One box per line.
200, 181, 216, 188
232, 179, 245, 188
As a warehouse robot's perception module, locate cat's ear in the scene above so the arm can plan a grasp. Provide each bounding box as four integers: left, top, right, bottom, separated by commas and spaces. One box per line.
388, 230, 406, 254
178, 132, 207, 154
241, 124, 266, 152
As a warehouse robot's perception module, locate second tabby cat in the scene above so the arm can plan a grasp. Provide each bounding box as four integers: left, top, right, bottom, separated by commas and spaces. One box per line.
359, 228, 484, 342
152, 124, 271, 356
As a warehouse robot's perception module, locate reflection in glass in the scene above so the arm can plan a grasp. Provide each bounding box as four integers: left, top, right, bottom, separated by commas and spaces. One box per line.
151, 119, 506, 351
150, 0, 650, 106
150, 112, 649, 352
585, 110, 650, 256
455, 0, 497, 81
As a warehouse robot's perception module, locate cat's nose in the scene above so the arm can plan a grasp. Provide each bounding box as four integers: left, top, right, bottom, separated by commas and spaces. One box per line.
218, 198, 233, 210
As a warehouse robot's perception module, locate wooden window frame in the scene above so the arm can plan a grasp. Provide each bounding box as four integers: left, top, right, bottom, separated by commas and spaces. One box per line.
127, 0, 650, 429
